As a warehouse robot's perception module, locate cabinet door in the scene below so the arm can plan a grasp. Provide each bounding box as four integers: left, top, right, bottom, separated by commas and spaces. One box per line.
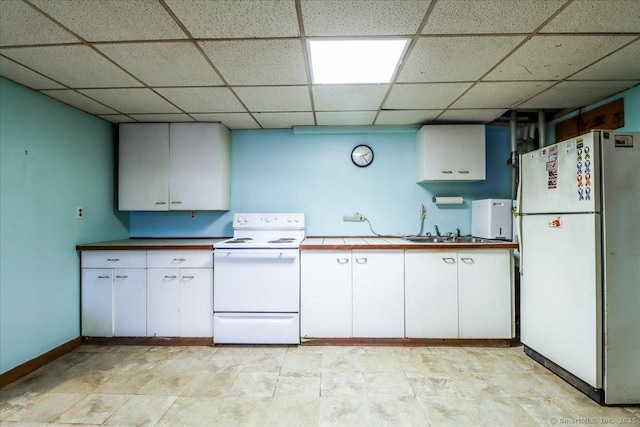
352, 251, 404, 338
179, 268, 213, 337
405, 251, 459, 338
81, 269, 113, 337
454, 125, 485, 180
113, 268, 146, 337
147, 268, 180, 337
417, 126, 457, 181
300, 251, 352, 338
169, 123, 230, 210
118, 123, 170, 211
458, 250, 512, 338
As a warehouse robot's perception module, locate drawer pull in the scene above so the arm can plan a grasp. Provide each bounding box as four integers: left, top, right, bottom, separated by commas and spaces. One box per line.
460, 257, 474, 264
155, 201, 167, 205
458, 170, 470, 174
106, 258, 120, 262
164, 275, 177, 279
182, 275, 195, 279
115, 275, 128, 279
355, 258, 368, 264
441, 170, 453, 174
171, 201, 182, 205
97, 275, 110, 279
336, 258, 349, 264
442, 257, 456, 264
173, 258, 186, 262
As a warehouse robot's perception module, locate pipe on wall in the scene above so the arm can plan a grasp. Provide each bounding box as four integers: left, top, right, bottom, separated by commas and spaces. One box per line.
510, 110, 517, 200
538, 110, 546, 147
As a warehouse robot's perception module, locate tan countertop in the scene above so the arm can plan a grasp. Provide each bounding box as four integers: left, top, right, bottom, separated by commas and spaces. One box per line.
76, 238, 228, 251
300, 236, 518, 250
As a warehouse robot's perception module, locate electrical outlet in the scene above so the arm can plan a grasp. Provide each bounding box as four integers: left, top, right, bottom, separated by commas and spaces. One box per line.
76, 206, 84, 219
190, 211, 197, 220
343, 213, 365, 222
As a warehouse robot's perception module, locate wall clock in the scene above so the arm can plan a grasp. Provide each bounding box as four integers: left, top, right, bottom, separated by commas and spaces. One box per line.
351, 144, 374, 167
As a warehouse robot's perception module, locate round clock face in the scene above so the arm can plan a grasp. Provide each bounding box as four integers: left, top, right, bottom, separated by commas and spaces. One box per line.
351, 144, 374, 167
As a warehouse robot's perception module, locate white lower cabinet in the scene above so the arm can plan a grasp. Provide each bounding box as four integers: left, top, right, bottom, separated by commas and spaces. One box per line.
300, 250, 404, 338
81, 249, 213, 338
147, 251, 214, 337
405, 251, 458, 338
352, 251, 404, 338
301, 251, 352, 338
405, 249, 513, 339
81, 251, 146, 337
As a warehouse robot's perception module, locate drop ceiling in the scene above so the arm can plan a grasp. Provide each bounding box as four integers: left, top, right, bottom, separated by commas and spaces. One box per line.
1, 0, 638, 129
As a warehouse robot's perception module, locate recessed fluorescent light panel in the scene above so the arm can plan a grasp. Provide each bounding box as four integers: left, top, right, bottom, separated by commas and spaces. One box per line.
309, 39, 409, 84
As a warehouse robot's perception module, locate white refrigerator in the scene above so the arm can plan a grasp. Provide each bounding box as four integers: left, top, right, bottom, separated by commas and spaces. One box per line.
518, 130, 640, 405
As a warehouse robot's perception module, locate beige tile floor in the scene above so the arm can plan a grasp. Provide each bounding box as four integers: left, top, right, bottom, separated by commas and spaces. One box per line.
1, 345, 638, 426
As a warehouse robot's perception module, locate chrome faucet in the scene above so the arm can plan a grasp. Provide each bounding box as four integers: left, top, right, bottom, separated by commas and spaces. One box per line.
435, 225, 441, 237
456, 228, 461, 238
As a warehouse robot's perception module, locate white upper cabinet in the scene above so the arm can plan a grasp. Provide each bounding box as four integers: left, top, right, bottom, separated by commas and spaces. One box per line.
119, 123, 230, 211
416, 124, 486, 182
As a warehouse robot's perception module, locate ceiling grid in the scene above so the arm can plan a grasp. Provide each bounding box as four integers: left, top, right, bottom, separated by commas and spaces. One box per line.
0, 0, 638, 128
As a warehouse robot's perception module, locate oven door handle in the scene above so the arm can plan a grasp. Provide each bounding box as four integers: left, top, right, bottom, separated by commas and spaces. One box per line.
215, 250, 298, 260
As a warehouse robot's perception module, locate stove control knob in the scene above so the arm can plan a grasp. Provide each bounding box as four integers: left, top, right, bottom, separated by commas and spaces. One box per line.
287, 216, 293, 222
265, 215, 272, 223
294, 216, 300, 222
243, 216, 250, 223
236, 216, 243, 223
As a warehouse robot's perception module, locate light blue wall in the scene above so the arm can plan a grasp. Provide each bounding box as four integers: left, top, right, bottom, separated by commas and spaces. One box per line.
131, 125, 513, 237
0, 78, 129, 374
546, 84, 640, 143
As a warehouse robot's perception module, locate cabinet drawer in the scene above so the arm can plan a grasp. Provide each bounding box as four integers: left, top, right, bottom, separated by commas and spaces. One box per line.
147, 250, 213, 268
81, 251, 146, 268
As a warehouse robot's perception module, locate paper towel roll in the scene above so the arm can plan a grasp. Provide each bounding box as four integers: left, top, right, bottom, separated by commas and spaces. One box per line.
432, 196, 464, 205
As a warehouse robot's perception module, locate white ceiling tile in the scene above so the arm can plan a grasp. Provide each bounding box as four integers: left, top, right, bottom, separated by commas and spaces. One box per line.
438, 109, 507, 123
486, 35, 636, 81
398, 36, 524, 82
517, 81, 639, 109
569, 41, 640, 81
128, 114, 195, 122
254, 112, 315, 128
384, 83, 472, 109
41, 89, 119, 114
30, 0, 186, 41
423, 0, 565, 34
95, 42, 222, 87
0, 0, 79, 46
375, 110, 441, 125
452, 82, 555, 108
234, 86, 311, 112
316, 111, 376, 126
190, 113, 261, 129
541, 0, 640, 33
0, 56, 64, 89
97, 114, 136, 123
199, 40, 307, 85
155, 87, 245, 113
166, 0, 299, 38
1, 45, 142, 88
313, 85, 389, 111
301, 0, 430, 36
79, 88, 181, 114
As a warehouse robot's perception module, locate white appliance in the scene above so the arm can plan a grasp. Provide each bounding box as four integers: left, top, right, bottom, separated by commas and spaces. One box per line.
518, 130, 640, 405
471, 198, 512, 240
213, 213, 305, 344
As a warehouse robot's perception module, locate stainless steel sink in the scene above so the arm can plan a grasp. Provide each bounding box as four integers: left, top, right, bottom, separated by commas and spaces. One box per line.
404, 236, 492, 243
403, 236, 450, 243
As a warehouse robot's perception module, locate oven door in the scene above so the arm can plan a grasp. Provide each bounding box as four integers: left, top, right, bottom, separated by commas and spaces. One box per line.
214, 249, 300, 312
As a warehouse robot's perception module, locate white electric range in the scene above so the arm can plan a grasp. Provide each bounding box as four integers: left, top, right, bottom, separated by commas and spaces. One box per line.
213, 213, 305, 344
